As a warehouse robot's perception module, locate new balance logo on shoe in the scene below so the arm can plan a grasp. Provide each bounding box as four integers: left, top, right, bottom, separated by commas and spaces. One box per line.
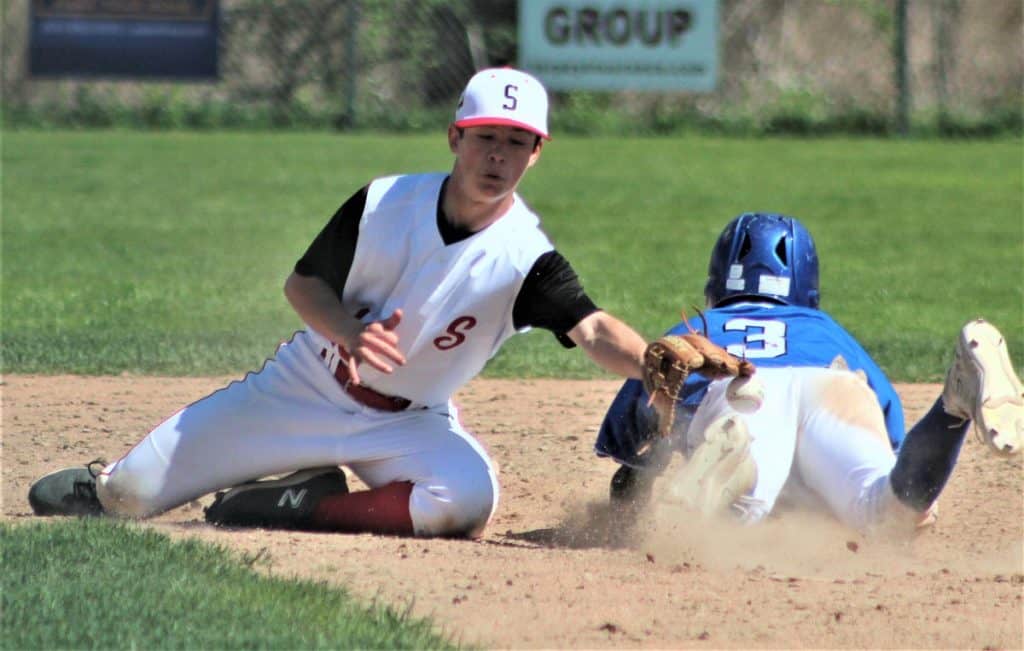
277, 488, 307, 509
205, 467, 349, 529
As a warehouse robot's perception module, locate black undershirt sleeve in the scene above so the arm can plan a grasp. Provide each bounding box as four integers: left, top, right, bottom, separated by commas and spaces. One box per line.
293, 185, 368, 297
513, 250, 600, 348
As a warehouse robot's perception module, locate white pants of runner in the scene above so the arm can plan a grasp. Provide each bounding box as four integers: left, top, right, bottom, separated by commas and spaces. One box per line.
95, 331, 499, 538
686, 367, 904, 530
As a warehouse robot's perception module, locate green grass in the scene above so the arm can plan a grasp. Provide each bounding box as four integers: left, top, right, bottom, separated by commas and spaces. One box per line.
1, 519, 458, 650
0, 131, 1021, 648
2, 130, 1021, 381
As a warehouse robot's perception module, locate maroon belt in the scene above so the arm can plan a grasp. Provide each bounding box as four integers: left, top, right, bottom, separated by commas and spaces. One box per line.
332, 361, 411, 412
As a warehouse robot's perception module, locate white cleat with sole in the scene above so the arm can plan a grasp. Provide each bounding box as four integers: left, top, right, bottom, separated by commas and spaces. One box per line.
663, 414, 758, 517
942, 319, 1023, 456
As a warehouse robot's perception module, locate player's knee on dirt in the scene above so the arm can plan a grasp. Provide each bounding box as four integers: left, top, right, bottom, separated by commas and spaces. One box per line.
408, 470, 498, 538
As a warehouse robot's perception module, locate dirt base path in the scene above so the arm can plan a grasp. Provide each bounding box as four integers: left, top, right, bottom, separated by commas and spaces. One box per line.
4, 375, 1022, 649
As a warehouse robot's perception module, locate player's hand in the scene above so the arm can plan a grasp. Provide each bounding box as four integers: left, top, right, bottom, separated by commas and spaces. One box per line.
344, 309, 406, 385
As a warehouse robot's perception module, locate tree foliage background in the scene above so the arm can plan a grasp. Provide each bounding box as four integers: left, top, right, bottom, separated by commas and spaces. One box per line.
2, 0, 1020, 135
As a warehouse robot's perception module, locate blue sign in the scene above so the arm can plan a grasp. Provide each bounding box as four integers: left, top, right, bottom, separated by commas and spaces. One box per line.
519, 0, 719, 91
30, 0, 219, 79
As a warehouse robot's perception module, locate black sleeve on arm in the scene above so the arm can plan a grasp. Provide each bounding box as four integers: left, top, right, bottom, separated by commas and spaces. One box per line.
293, 185, 368, 298
513, 250, 600, 348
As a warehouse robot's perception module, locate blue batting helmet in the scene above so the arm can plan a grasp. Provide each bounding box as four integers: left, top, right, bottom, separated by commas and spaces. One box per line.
704, 213, 820, 309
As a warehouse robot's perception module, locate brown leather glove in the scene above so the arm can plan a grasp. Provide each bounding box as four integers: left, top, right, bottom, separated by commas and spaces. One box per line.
642, 334, 756, 437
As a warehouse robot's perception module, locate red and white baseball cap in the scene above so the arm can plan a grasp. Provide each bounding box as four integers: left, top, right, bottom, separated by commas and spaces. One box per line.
454, 68, 550, 140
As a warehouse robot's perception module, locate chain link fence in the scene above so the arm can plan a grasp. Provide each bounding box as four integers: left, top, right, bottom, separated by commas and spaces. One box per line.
2, 0, 1020, 134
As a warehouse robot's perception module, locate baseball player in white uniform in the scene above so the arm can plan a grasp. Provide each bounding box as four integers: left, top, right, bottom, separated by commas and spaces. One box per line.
29, 68, 651, 538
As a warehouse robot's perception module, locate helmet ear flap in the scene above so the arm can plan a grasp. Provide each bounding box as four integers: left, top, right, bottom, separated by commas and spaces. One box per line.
807, 290, 820, 309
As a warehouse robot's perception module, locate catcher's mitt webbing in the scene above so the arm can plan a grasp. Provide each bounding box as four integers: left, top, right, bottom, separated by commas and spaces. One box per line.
642, 334, 755, 437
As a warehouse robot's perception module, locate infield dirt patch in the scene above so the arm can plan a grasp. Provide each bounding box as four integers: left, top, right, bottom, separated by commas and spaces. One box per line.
4, 375, 1022, 649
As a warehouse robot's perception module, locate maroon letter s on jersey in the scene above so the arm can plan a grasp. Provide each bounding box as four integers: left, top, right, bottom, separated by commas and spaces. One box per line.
434, 316, 477, 350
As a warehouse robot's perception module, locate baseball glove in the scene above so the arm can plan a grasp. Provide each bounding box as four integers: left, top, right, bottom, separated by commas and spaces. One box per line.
643, 333, 756, 437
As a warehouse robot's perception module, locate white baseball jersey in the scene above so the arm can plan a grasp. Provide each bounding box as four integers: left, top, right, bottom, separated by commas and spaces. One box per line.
307, 173, 554, 406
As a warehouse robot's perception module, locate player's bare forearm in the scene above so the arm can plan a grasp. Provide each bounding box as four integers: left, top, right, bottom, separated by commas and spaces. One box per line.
568, 311, 646, 380
284, 272, 364, 345
284, 272, 406, 380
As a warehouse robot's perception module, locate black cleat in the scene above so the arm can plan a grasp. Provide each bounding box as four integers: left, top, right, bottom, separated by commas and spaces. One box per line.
610, 464, 654, 507
204, 467, 349, 530
29, 459, 106, 516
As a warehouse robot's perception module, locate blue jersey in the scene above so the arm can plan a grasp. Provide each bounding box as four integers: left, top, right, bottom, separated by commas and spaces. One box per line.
596, 303, 905, 466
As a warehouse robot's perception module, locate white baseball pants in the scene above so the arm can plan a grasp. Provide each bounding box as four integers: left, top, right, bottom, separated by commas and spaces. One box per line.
95, 331, 500, 537
686, 367, 905, 530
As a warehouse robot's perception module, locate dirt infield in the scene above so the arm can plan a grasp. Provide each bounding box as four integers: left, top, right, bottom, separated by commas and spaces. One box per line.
4, 375, 1022, 649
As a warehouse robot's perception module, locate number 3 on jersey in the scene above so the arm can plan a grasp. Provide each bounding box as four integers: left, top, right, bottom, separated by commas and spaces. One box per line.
723, 318, 787, 359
